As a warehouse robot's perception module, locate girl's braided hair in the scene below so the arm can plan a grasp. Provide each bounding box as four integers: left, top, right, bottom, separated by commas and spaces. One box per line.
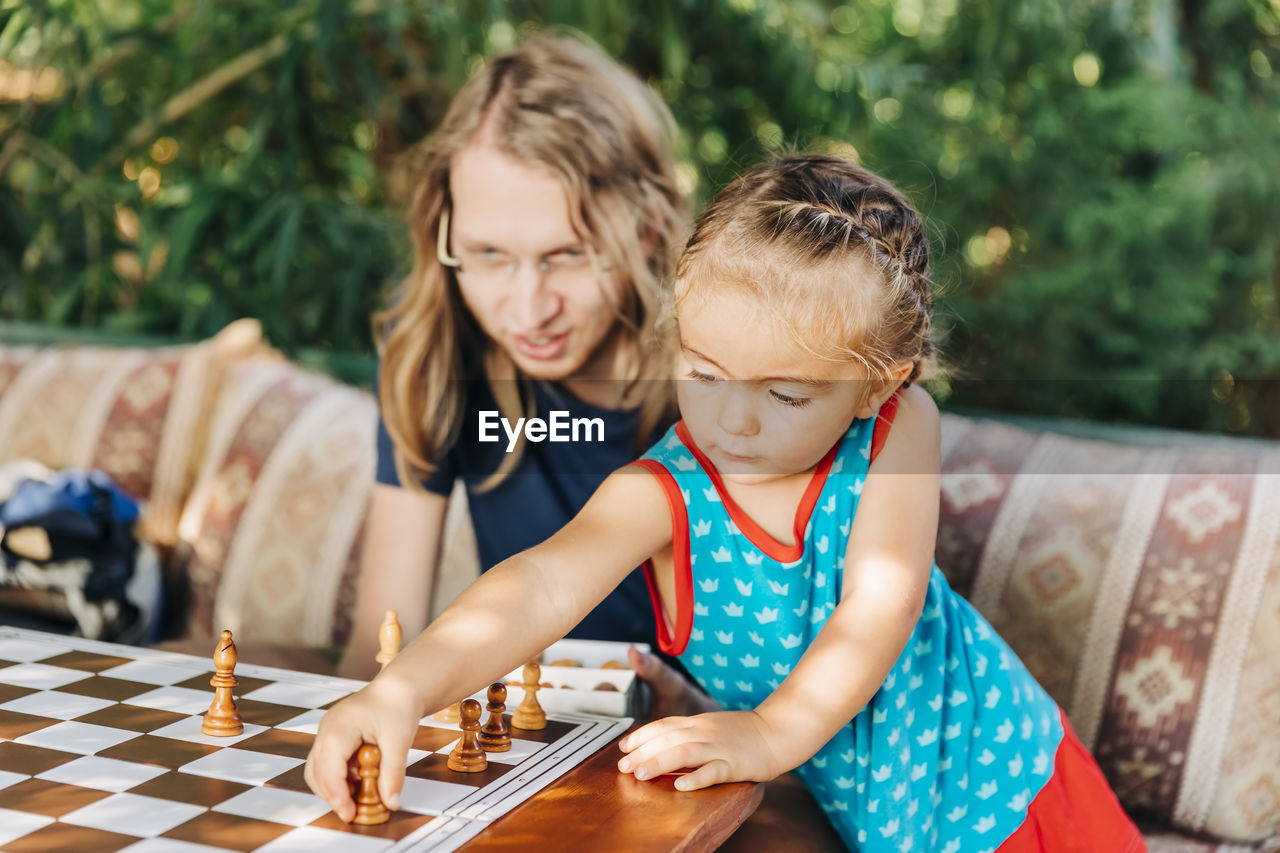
674, 154, 936, 391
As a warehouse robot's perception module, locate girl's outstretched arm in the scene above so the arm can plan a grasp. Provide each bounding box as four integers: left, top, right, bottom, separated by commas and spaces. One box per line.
619, 385, 941, 789
305, 466, 673, 820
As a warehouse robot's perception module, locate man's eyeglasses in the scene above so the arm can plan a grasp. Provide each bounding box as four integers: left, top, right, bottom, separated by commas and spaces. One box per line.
436, 208, 612, 284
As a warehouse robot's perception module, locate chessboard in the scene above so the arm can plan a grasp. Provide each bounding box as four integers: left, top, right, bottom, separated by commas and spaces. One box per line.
0, 626, 631, 852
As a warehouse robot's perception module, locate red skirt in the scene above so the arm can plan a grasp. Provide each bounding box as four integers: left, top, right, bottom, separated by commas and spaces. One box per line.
997, 709, 1146, 852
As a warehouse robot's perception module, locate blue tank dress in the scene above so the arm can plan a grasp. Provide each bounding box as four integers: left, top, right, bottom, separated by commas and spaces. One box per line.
633, 405, 1067, 852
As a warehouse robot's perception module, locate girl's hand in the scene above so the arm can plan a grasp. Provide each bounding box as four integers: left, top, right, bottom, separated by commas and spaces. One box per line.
616, 710, 782, 791
303, 675, 423, 821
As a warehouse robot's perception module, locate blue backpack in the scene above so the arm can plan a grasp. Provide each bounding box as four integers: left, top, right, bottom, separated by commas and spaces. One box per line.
0, 468, 160, 643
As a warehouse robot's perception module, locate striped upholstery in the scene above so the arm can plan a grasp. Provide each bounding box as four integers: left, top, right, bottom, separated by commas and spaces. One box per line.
0, 321, 265, 546
176, 359, 375, 650
0, 343, 210, 545
937, 414, 1279, 845
3, 332, 1275, 847
173, 358, 479, 652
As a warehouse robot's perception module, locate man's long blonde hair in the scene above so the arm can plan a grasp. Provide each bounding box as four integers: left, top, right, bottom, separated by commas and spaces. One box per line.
377, 32, 684, 490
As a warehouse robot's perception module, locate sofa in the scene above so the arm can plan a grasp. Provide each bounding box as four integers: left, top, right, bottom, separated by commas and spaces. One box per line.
0, 322, 1276, 851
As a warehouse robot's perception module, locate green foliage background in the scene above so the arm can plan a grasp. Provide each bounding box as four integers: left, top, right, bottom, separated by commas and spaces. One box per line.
2, 0, 1278, 435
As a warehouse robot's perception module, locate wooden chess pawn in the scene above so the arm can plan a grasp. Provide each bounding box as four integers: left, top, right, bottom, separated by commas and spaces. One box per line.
352, 743, 391, 825
479, 682, 511, 753
202, 629, 243, 736
447, 698, 488, 772
433, 701, 462, 723
511, 660, 547, 730
375, 610, 401, 672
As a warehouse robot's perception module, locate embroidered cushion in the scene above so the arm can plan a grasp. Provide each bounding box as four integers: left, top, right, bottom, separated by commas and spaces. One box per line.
0, 320, 265, 545
176, 359, 375, 649
937, 413, 1279, 843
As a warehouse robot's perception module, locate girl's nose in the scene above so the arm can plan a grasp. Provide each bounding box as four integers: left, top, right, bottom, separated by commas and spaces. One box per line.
716, 383, 758, 437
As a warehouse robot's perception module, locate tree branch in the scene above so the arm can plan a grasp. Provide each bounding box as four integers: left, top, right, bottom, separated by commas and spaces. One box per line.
78, 5, 195, 90
100, 32, 292, 170
0, 130, 25, 178
0, 129, 81, 184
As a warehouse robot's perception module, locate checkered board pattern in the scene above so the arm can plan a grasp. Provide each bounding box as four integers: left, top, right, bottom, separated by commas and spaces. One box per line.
0, 627, 631, 852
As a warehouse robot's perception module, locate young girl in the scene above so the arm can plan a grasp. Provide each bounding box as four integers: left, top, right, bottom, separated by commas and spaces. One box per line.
307, 155, 1143, 851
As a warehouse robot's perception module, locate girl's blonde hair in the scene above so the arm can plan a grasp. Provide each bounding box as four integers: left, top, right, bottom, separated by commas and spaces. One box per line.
674, 154, 936, 402
377, 32, 684, 490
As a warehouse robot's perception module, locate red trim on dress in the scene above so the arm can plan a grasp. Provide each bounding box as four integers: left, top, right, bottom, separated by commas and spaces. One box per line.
674, 421, 837, 563
870, 393, 900, 463
630, 459, 694, 656
634, 395, 901, 657
995, 709, 1144, 852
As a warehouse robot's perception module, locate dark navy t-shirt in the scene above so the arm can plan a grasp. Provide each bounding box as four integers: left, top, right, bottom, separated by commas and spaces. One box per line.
376, 378, 666, 651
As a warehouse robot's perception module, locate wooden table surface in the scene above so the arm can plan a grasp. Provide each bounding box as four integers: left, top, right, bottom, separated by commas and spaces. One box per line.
460, 731, 764, 852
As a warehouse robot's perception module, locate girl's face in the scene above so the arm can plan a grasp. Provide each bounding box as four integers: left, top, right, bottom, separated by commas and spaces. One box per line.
676, 288, 877, 484
447, 145, 625, 388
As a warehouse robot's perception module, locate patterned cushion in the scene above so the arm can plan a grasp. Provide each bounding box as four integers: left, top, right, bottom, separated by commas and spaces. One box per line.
0, 321, 265, 546
176, 359, 376, 650
938, 414, 1280, 844
1140, 817, 1280, 852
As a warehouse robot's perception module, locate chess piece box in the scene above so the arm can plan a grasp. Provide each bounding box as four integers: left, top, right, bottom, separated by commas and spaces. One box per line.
483, 639, 645, 718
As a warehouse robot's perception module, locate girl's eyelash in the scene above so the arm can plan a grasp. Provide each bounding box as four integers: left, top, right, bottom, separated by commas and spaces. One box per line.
771, 390, 812, 408
686, 368, 810, 407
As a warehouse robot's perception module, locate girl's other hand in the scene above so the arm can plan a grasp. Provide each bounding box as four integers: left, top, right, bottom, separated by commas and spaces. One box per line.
627, 645, 721, 720
616, 710, 781, 791
303, 675, 423, 821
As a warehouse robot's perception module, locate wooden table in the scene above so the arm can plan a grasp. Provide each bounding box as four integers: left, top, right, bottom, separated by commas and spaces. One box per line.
461, 731, 763, 851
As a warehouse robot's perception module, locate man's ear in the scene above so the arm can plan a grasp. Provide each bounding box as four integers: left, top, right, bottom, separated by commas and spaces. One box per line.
854, 360, 915, 419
